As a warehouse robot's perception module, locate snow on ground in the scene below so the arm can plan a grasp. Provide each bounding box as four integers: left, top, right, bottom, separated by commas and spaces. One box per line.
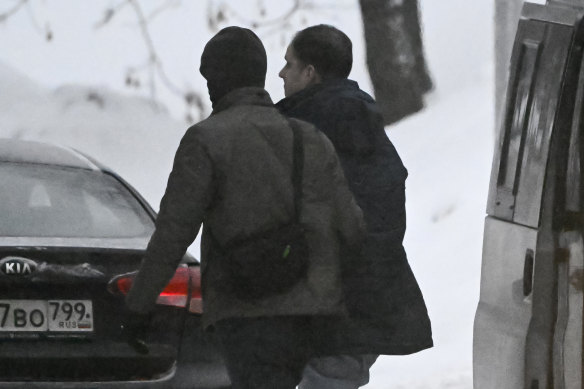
0, 1, 495, 388
364, 77, 494, 389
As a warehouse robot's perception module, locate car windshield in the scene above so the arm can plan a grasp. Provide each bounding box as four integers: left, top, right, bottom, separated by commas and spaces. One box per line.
0, 163, 155, 238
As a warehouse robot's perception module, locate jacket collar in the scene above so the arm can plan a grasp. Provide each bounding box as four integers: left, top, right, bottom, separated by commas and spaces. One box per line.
211, 87, 274, 115
276, 78, 359, 112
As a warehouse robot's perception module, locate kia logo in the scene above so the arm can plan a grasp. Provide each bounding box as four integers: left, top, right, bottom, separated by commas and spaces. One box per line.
0, 257, 38, 276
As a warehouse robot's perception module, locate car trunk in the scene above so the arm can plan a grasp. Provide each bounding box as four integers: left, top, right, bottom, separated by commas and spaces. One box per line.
0, 245, 184, 382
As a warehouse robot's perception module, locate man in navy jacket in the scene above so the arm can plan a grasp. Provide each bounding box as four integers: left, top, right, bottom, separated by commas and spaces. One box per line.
276, 24, 433, 389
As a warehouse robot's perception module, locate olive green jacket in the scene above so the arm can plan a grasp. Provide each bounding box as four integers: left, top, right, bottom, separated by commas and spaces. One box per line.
127, 87, 365, 328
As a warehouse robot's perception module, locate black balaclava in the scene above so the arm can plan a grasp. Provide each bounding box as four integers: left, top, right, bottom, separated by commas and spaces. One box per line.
200, 27, 267, 107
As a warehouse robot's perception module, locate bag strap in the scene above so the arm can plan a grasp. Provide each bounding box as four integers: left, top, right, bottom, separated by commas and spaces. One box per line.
289, 119, 304, 223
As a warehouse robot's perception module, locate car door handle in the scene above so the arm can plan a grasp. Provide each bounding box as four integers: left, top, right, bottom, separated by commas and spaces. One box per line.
523, 249, 534, 296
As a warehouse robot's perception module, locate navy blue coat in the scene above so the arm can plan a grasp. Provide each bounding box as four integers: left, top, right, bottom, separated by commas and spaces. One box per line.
277, 79, 433, 355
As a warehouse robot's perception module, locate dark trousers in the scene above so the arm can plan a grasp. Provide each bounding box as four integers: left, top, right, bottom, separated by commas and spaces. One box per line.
214, 316, 314, 389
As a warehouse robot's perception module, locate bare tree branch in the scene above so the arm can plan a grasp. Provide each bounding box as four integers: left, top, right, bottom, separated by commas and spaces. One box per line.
146, 0, 181, 22
206, 0, 353, 44
0, 0, 27, 23
0, 0, 48, 39
94, 2, 129, 29
207, 0, 306, 31
127, 0, 158, 98
94, 0, 207, 122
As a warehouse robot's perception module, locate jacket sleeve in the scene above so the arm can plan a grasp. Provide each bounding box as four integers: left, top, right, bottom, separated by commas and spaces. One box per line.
320, 133, 367, 249
126, 127, 215, 313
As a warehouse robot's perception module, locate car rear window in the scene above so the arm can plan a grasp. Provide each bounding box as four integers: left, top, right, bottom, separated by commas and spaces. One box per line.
0, 163, 155, 238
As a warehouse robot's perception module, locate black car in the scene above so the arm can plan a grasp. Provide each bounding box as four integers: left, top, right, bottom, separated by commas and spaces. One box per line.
0, 138, 229, 388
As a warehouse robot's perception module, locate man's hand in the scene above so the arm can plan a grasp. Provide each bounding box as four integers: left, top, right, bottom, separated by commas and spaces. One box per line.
120, 308, 152, 355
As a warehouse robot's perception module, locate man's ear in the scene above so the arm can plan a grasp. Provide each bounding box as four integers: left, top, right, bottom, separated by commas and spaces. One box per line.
305, 64, 322, 84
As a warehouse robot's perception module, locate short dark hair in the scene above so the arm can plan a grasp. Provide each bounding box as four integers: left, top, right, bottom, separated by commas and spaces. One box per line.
291, 24, 352, 80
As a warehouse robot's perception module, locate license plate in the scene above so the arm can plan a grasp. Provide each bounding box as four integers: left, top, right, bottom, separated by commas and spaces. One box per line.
0, 300, 93, 332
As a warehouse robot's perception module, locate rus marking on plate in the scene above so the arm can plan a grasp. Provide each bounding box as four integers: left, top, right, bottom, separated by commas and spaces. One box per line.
0, 300, 93, 332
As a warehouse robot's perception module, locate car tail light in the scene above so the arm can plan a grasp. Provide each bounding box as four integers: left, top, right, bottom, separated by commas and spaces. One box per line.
107, 265, 203, 314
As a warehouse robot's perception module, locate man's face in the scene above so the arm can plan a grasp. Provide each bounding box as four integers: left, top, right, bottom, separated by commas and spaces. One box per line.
279, 45, 314, 97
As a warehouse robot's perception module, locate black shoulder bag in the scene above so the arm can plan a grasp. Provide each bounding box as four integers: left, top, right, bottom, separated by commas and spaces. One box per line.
218, 119, 309, 300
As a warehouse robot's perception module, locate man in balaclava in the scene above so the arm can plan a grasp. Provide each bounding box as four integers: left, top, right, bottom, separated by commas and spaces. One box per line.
123, 26, 366, 389
199, 26, 267, 107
